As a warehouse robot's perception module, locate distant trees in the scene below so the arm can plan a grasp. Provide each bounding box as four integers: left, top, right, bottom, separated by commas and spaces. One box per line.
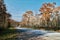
21, 2, 60, 29
21, 11, 34, 27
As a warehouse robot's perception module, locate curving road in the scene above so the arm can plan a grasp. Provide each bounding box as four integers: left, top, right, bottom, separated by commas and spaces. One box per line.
6, 28, 48, 40
6, 28, 58, 40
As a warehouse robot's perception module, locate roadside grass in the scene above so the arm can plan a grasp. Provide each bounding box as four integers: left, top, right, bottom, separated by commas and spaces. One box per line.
0, 29, 19, 40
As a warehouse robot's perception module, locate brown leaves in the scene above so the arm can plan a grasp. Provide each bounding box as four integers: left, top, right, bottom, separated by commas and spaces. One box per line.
40, 3, 55, 13
26, 11, 33, 15
39, 3, 57, 21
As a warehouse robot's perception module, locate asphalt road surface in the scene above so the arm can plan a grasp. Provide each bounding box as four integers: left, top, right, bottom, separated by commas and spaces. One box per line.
6, 28, 48, 40
5, 28, 57, 40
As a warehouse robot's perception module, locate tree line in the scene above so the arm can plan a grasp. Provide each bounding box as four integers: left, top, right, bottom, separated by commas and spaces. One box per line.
20, 2, 60, 30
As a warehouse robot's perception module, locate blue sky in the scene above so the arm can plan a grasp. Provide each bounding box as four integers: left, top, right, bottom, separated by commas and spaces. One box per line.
4, 0, 60, 22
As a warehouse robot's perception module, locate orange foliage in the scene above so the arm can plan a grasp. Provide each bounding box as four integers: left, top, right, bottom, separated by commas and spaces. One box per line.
39, 3, 55, 21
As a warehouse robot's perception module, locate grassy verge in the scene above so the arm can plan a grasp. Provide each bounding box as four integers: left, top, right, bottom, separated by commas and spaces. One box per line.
0, 29, 19, 40
0, 33, 18, 40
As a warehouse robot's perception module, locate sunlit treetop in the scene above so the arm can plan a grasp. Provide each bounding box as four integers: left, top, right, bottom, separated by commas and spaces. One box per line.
39, 2, 56, 13
26, 11, 33, 15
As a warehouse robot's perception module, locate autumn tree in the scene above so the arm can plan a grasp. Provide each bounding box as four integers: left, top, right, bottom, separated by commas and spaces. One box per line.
21, 11, 33, 27
52, 7, 60, 27
39, 2, 56, 27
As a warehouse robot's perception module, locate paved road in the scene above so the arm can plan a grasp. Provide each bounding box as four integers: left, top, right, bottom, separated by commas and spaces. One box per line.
5, 28, 58, 40
6, 28, 48, 40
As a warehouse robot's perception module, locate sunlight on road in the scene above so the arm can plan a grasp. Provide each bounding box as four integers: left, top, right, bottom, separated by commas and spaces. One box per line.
29, 33, 60, 40
42, 33, 60, 40
15, 27, 31, 29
